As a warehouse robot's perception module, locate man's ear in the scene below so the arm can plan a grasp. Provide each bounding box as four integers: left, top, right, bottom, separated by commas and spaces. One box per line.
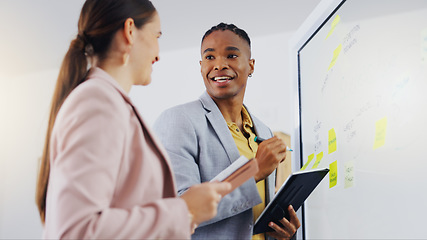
249, 58, 255, 75
123, 18, 135, 45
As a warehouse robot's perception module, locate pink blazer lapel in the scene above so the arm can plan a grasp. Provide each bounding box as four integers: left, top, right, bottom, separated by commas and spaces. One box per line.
89, 68, 178, 195
129, 104, 178, 195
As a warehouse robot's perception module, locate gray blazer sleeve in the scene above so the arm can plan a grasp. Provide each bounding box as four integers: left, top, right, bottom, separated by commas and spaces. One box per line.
153, 104, 263, 227
154, 93, 276, 234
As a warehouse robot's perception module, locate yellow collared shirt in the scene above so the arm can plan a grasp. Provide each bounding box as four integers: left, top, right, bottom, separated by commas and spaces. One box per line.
227, 106, 265, 240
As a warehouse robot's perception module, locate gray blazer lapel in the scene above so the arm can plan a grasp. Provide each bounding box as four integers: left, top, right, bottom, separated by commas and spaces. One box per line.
247, 105, 277, 203
199, 92, 241, 164
200, 92, 276, 204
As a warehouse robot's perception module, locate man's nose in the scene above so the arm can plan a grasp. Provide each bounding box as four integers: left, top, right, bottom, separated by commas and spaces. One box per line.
214, 58, 229, 70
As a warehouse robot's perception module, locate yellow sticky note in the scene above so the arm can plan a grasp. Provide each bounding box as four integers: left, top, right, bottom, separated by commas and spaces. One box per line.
329, 161, 338, 188
344, 161, 354, 189
325, 15, 341, 39
373, 117, 387, 149
312, 152, 323, 169
301, 153, 315, 170
328, 44, 342, 70
328, 128, 337, 154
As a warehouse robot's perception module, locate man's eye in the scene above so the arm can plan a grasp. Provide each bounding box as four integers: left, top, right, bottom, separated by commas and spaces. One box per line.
206, 55, 214, 60
228, 54, 238, 58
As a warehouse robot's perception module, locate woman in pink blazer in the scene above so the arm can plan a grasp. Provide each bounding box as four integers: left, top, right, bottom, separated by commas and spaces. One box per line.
35, 0, 230, 239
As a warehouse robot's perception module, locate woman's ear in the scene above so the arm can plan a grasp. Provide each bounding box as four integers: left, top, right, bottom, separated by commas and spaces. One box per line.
123, 18, 135, 45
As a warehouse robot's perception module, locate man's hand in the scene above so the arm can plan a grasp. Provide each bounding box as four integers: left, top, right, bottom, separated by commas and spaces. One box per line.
266, 205, 301, 240
254, 136, 287, 182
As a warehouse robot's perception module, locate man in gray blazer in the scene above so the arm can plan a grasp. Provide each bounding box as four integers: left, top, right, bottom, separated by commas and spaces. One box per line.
154, 23, 300, 239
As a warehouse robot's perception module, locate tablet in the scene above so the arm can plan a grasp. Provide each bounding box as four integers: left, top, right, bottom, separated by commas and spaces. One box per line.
253, 168, 329, 235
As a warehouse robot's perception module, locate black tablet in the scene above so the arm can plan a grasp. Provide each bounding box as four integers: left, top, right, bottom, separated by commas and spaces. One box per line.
253, 168, 329, 235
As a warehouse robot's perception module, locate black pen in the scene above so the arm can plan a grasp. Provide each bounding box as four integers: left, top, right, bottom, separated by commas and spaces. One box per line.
254, 136, 293, 152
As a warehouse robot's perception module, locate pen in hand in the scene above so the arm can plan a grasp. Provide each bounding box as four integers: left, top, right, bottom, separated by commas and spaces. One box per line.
254, 136, 293, 152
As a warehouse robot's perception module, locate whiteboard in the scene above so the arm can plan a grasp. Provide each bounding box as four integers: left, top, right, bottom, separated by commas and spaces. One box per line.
290, 0, 427, 238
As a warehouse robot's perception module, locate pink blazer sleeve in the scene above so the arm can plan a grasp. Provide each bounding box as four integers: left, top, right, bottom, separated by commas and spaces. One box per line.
44, 76, 190, 239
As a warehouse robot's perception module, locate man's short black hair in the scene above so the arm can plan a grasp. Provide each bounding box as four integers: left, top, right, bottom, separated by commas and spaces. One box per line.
202, 23, 251, 47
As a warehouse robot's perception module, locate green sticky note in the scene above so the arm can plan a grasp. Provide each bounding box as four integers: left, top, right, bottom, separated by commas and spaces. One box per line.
312, 152, 324, 169
329, 161, 338, 188
301, 153, 315, 170
373, 117, 387, 150
328, 128, 337, 154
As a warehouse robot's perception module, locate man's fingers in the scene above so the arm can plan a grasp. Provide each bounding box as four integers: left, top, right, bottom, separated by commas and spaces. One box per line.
288, 205, 301, 228
264, 137, 287, 154
267, 221, 292, 239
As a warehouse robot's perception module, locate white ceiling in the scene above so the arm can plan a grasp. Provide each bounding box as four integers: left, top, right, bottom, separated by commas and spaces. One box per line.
0, 0, 321, 77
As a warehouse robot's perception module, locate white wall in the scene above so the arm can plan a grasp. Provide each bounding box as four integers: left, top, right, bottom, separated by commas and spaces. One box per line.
0, 70, 57, 238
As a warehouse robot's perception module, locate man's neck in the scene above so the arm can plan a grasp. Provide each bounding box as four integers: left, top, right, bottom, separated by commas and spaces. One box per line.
213, 97, 244, 129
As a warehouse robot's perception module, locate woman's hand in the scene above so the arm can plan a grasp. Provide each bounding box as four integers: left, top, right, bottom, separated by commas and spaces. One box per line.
180, 181, 231, 232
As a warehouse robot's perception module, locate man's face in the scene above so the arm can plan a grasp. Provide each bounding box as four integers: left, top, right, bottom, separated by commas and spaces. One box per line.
200, 30, 254, 101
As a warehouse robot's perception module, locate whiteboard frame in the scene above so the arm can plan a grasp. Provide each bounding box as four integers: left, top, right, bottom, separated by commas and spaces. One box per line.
288, 0, 345, 238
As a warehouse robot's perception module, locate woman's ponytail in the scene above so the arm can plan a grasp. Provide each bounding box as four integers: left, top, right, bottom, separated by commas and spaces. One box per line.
35, 35, 89, 224
35, 0, 156, 224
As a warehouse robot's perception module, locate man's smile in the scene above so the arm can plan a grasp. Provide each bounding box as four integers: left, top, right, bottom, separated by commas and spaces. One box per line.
211, 76, 234, 82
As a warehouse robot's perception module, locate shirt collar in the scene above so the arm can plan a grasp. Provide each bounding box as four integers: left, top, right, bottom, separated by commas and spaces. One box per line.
241, 106, 253, 128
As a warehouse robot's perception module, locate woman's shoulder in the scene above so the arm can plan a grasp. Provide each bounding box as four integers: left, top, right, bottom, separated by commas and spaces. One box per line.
75, 76, 122, 101
58, 77, 129, 123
